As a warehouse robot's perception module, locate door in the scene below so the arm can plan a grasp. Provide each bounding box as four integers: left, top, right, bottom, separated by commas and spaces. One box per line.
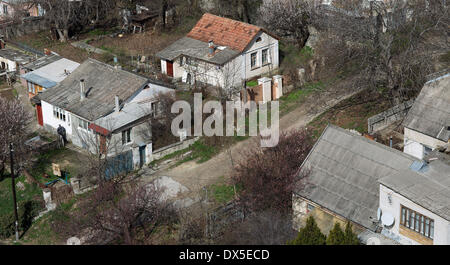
139, 146, 146, 168
99, 135, 106, 155
36, 104, 43, 126
167, 61, 174, 77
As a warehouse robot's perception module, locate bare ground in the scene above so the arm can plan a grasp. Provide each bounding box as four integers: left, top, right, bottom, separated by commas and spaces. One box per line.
142, 80, 363, 200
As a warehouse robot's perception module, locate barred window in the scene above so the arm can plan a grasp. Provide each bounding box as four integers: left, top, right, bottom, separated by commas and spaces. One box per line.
400, 205, 434, 240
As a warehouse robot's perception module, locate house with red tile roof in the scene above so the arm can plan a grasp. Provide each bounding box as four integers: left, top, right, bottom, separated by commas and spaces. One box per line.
156, 13, 280, 95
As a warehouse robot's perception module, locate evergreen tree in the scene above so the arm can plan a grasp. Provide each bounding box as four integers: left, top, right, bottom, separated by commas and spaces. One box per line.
326, 222, 345, 245
288, 216, 326, 245
343, 222, 360, 245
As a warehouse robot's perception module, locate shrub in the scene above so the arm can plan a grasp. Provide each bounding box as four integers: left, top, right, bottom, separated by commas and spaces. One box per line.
343, 222, 360, 245
288, 216, 326, 245
326, 222, 345, 245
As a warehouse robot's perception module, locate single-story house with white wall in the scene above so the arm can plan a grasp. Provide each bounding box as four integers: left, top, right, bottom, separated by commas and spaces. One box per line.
379, 158, 450, 245
156, 13, 279, 95
0, 47, 35, 73
403, 73, 449, 159
294, 124, 450, 244
293, 125, 423, 241
21, 57, 79, 98
35, 58, 175, 172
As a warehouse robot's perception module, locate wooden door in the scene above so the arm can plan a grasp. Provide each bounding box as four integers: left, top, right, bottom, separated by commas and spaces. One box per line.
36, 104, 43, 126
167, 61, 174, 77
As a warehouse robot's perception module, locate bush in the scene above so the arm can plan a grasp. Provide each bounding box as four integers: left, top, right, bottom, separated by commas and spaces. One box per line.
326, 222, 345, 245
288, 216, 326, 245
0, 200, 42, 239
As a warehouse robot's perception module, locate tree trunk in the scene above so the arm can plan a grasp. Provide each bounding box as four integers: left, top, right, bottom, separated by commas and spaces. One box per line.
56, 28, 66, 42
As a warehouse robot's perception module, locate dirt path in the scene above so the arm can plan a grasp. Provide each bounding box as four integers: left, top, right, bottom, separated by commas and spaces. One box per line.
143, 84, 363, 198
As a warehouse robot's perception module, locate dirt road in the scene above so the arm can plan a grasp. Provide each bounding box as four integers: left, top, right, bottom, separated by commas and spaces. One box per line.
143, 85, 362, 198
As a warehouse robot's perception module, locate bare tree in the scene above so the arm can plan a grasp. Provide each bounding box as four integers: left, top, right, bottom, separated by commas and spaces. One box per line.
54, 178, 177, 245
314, 0, 449, 103
258, 0, 314, 47
220, 210, 296, 245
232, 129, 313, 215
0, 97, 31, 178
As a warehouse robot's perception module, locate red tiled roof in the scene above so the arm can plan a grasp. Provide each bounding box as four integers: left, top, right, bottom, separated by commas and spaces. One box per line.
187, 13, 276, 52
89, 123, 110, 136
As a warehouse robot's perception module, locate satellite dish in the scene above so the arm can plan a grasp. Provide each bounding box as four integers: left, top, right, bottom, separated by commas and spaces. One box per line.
377, 208, 382, 221
381, 212, 395, 227
67, 237, 81, 245
367, 237, 381, 245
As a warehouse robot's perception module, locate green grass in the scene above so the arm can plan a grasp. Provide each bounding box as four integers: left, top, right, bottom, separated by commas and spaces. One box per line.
307, 90, 391, 138
208, 177, 242, 204
11, 89, 18, 98
176, 140, 218, 165
246, 80, 259, 87
0, 175, 43, 217
88, 29, 113, 37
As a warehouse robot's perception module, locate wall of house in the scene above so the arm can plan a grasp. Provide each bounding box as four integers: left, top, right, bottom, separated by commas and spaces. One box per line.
0, 57, 16, 71
404, 127, 447, 159
292, 194, 366, 236
379, 184, 450, 245
41, 100, 73, 136
242, 32, 279, 81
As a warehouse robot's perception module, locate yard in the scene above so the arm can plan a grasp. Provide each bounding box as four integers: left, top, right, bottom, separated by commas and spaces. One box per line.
307, 90, 392, 139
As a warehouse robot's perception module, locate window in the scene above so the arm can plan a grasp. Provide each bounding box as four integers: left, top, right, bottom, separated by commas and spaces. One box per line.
152, 102, 159, 118
250, 52, 257, 69
3, 5, 8, 15
78, 118, 90, 130
179, 57, 184, 66
307, 204, 315, 213
53, 106, 66, 122
400, 205, 434, 239
122, 128, 131, 145
27, 82, 32, 93
261, 49, 269, 65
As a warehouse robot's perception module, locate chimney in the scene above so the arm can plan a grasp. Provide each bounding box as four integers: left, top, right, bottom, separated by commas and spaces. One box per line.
115, 95, 120, 113
208, 40, 215, 56
0, 39, 5, 50
80, 79, 85, 100
44, 48, 51, 56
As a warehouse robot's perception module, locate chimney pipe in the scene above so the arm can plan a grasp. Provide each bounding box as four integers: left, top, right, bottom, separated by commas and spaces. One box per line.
80, 79, 85, 100
115, 95, 120, 113
389, 136, 393, 148
208, 40, 214, 55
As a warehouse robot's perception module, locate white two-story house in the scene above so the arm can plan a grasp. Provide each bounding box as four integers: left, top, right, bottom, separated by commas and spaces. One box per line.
35, 58, 175, 176
156, 13, 279, 96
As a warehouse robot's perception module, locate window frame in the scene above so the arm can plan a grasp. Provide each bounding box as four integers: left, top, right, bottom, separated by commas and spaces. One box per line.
122, 128, 132, 145
400, 205, 434, 240
250, 52, 258, 70
261, 48, 269, 66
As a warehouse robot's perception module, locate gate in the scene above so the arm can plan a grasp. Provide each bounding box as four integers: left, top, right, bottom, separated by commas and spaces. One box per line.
104, 150, 133, 179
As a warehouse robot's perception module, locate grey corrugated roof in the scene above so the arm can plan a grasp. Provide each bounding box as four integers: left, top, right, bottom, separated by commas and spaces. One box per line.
155, 37, 240, 65
403, 74, 450, 142
295, 125, 417, 231
0, 48, 35, 65
95, 102, 151, 132
379, 160, 450, 221
23, 54, 62, 71
38, 58, 149, 121
21, 72, 57, 88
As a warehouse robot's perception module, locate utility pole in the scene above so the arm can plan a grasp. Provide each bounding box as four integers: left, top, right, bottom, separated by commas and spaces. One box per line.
10, 143, 19, 242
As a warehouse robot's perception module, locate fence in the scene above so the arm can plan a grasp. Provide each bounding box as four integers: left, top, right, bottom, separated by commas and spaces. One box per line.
151, 137, 200, 161
0, 17, 48, 40
367, 99, 414, 134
